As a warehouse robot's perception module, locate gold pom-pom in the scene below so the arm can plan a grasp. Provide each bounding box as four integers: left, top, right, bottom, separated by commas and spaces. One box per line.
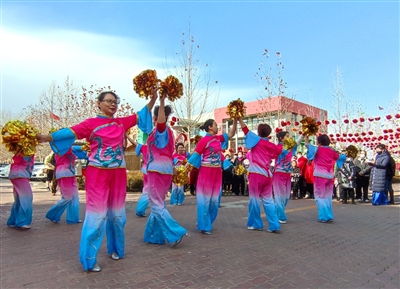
81, 142, 90, 152
227, 98, 246, 119
346, 145, 358, 159
159, 75, 183, 102
133, 69, 159, 99
300, 117, 319, 136
2, 120, 40, 156
172, 165, 189, 186
283, 138, 296, 150
234, 164, 247, 176
190, 135, 202, 145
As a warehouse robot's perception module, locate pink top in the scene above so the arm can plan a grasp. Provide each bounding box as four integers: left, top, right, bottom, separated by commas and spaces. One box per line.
71, 115, 137, 168
9, 154, 34, 179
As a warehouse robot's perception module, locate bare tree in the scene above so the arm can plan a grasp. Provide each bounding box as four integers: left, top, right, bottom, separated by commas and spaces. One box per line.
254, 50, 295, 127
164, 24, 219, 144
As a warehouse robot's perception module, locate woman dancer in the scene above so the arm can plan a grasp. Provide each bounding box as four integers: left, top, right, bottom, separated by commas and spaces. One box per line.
238, 119, 283, 232
37, 90, 155, 272
143, 91, 187, 246
273, 131, 303, 224
187, 118, 237, 235
305, 134, 346, 222
170, 142, 190, 205
7, 152, 34, 230
46, 145, 87, 224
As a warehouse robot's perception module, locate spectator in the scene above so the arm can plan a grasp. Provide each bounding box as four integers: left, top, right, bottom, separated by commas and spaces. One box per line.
291, 160, 301, 199
386, 150, 396, 204
369, 144, 390, 205
354, 150, 371, 202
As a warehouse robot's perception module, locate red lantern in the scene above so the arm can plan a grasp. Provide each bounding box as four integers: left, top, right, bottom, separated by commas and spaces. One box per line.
171, 116, 177, 122
294, 121, 299, 126
388, 129, 393, 133
383, 129, 388, 134
286, 121, 291, 125
325, 120, 330, 125
368, 131, 373, 135
343, 133, 347, 137
298, 131, 302, 135
344, 119, 349, 124
170, 121, 176, 126
368, 117, 374, 122
281, 121, 286, 126
348, 133, 353, 137
361, 132, 366, 136
375, 117, 381, 121
329, 134, 334, 137
332, 120, 337, 124
352, 119, 358, 124
395, 114, 400, 119
386, 115, 392, 120
317, 121, 322, 126
360, 117, 365, 122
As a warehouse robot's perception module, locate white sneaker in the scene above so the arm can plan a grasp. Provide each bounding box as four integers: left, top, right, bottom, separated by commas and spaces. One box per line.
278, 220, 287, 224
247, 226, 263, 231
358, 199, 363, 202
364, 199, 370, 203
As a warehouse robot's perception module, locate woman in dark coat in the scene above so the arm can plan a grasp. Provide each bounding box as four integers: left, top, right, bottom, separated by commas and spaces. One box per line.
369, 144, 390, 205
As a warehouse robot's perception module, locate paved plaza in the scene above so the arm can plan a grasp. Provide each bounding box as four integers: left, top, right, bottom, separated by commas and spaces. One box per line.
1, 179, 399, 289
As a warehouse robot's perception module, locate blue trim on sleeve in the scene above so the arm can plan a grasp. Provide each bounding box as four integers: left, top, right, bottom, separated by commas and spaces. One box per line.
155, 128, 169, 149
135, 144, 143, 157
221, 133, 229, 150
137, 105, 153, 134
223, 159, 234, 170
72, 146, 87, 159
306, 144, 318, 161
336, 154, 346, 169
50, 128, 77, 156
244, 131, 260, 149
188, 152, 201, 169
173, 158, 179, 166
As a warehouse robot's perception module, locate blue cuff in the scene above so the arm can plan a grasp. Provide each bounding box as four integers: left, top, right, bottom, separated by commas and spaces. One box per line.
135, 144, 143, 156
306, 144, 318, 161
244, 131, 260, 149
137, 105, 153, 134
221, 133, 229, 150
336, 154, 346, 169
188, 152, 201, 169
223, 159, 234, 170
155, 129, 169, 149
72, 146, 87, 159
50, 128, 77, 156
173, 158, 179, 166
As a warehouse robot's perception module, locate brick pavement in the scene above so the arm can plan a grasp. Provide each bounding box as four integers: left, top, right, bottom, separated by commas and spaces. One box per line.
0, 179, 399, 289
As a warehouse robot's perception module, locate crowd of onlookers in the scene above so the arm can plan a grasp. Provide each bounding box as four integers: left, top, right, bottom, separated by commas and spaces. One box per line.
219, 144, 397, 204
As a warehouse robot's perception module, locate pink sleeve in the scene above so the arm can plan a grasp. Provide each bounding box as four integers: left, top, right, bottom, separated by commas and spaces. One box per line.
118, 114, 138, 132
71, 119, 93, 139
195, 137, 208, 154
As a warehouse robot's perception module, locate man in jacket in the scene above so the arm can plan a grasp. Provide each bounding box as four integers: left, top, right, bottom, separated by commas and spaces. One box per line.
354, 150, 371, 202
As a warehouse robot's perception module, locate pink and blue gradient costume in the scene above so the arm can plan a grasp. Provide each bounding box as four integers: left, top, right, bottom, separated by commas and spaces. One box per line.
135, 144, 149, 217
243, 128, 283, 231
188, 133, 228, 233
7, 154, 34, 228
170, 152, 190, 205
49, 106, 152, 271
306, 144, 346, 222
46, 146, 87, 224
273, 138, 301, 222
144, 125, 187, 244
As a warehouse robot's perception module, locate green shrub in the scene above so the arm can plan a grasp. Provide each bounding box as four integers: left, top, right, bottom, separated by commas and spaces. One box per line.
127, 170, 144, 192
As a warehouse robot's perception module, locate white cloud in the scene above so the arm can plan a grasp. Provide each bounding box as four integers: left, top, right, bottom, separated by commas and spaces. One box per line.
1, 28, 164, 113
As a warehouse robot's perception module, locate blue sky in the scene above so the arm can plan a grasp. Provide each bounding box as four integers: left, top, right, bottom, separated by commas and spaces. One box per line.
1, 0, 399, 119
